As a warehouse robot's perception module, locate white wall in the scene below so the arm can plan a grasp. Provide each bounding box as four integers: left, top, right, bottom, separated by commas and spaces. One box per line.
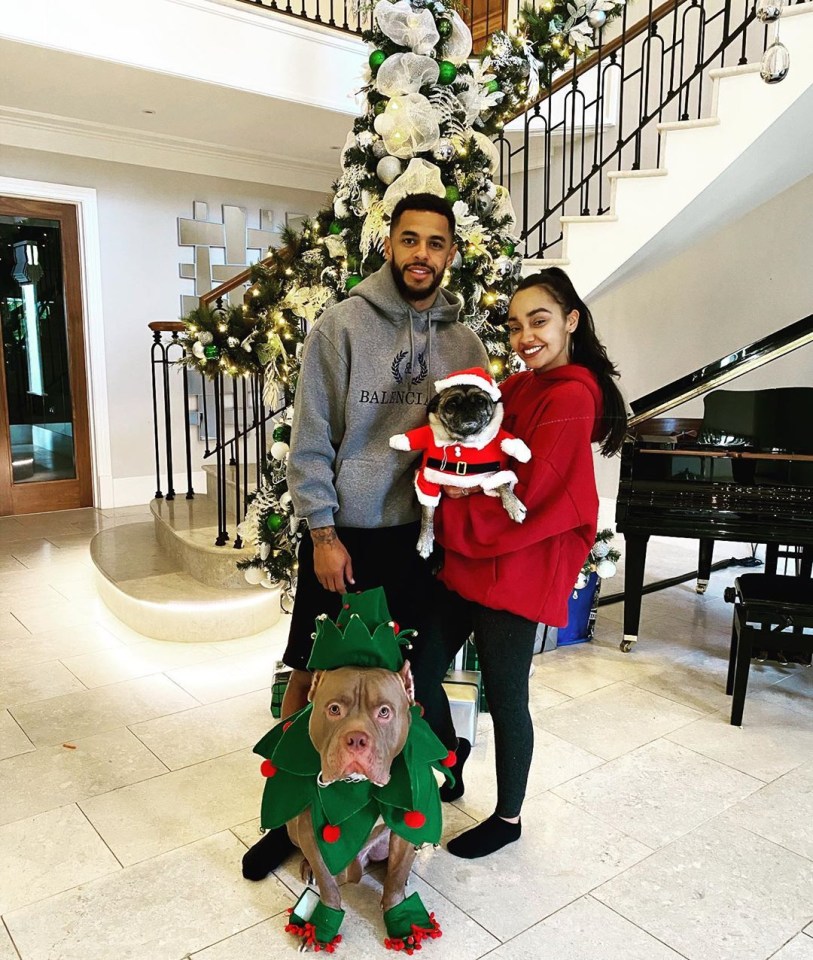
0, 145, 327, 505
590, 169, 813, 504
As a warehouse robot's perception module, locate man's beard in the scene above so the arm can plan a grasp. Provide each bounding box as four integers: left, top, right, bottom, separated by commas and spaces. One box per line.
390, 260, 443, 304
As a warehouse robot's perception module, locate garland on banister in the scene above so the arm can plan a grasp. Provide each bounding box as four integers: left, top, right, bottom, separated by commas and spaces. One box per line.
178, 0, 624, 596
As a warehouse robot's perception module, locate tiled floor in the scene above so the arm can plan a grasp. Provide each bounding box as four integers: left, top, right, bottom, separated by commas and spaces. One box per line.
1, 507, 812, 960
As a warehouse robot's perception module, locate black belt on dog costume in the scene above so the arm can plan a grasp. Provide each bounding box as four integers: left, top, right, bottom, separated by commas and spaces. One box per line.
426, 458, 502, 476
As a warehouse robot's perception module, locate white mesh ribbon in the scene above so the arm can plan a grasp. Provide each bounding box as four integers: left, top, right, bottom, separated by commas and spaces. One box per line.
493, 185, 518, 232
443, 11, 473, 65
375, 52, 440, 97
472, 131, 501, 174
382, 158, 445, 214
375, 0, 440, 54
373, 93, 440, 159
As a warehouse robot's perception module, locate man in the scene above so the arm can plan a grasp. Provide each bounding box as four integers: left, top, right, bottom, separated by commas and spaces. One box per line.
242, 193, 488, 880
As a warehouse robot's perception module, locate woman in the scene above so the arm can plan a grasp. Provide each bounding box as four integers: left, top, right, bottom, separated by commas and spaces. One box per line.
411, 268, 626, 859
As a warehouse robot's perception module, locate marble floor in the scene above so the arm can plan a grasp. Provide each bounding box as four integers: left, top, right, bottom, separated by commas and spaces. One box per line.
1, 507, 812, 960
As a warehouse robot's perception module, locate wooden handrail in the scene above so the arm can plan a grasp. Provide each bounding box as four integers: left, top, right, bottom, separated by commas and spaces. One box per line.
504, 0, 681, 124
199, 254, 277, 308
148, 321, 186, 333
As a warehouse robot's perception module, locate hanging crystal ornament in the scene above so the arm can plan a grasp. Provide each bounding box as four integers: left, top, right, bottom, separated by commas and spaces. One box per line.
761, 36, 790, 83
756, 0, 784, 22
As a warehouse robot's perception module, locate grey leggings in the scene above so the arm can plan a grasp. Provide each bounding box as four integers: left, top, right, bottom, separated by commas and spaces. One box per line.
411, 583, 538, 819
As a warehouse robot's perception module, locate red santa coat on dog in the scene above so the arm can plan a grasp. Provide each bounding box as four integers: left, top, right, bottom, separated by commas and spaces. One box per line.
389, 368, 531, 507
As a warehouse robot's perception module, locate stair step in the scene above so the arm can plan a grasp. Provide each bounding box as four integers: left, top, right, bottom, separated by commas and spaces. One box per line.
607, 168, 668, 180
707, 63, 762, 80
151, 497, 257, 590
657, 116, 720, 133
560, 214, 619, 225
522, 257, 571, 269
90, 522, 281, 642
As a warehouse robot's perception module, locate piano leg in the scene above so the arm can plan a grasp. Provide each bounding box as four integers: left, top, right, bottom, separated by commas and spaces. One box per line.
620, 534, 649, 652
696, 539, 714, 594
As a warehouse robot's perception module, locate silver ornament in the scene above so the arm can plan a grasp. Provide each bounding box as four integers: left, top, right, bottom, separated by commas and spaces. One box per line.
452, 251, 463, 269
376, 155, 403, 184
756, 0, 784, 21
433, 138, 455, 162
372, 140, 389, 158
587, 8, 607, 28
761, 40, 790, 83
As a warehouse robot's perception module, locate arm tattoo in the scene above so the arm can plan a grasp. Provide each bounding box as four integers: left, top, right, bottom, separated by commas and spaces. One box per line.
311, 527, 338, 545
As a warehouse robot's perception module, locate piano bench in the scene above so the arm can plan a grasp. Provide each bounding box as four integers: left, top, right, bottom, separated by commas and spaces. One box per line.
725, 574, 813, 726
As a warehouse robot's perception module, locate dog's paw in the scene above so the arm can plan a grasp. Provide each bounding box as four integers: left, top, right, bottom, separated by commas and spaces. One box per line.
416, 535, 434, 559
389, 434, 410, 451
506, 497, 527, 524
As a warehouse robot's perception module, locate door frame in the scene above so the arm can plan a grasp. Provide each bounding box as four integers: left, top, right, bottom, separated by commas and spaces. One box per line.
0, 177, 112, 510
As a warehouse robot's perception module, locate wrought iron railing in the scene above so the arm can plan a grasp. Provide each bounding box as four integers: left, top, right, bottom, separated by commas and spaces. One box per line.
498, 0, 804, 258
233, 0, 508, 47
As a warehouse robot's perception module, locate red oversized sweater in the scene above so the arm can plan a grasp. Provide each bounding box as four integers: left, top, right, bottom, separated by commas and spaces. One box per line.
435, 364, 602, 626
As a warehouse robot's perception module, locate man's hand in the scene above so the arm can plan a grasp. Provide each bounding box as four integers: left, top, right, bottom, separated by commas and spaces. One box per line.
311, 527, 355, 593
442, 485, 480, 499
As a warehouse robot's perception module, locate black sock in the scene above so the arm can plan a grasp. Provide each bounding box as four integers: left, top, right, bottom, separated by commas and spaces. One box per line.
446, 813, 521, 859
439, 737, 471, 803
241, 826, 295, 880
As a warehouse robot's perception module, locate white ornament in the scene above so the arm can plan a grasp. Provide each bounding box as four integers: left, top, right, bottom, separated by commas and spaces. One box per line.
260, 542, 272, 561
588, 8, 607, 28
375, 0, 439, 54
279, 491, 293, 510
575, 571, 589, 590
596, 559, 617, 579
198, 331, 214, 345
376, 155, 403, 184
333, 195, 350, 219
244, 566, 266, 585
227, 337, 239, 348
381, 157, 446, 214
372, 140, 389, 158
592, 541, 611, 558
433, 138, 455, 162
259, 577, 277, 589
192, 341, 206, 359
373, 93, 440, 159
270, 441, 290, 460
443, 11, 473, 65
375, 52, 439, 97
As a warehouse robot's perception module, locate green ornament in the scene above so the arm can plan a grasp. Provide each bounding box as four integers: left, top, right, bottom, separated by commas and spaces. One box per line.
437, 17, 453, 38
266, 512, 284, 533
272, 424, 291, 444
444, 185, 460, 203
500, 241, 516, 256
487, 78, 500, 94
345, 274, 363, 290
374, 99, 388, 116
328, 220, 343, 235
369, 49, 387, 71
203, 345, 219, 359
437, 60, 457, 85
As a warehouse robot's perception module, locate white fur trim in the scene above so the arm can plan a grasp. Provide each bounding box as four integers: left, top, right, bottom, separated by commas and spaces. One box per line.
427, 404, 504, 451
434, 373, 501, 401
501, 437, 531, 463
479, 470, 518, 491
423, 467, 492, 489
414, 478, 441, 507
389, 434, 411, 451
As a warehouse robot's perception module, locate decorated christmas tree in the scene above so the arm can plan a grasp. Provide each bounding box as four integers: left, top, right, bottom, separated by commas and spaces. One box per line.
180, 0, 624, 596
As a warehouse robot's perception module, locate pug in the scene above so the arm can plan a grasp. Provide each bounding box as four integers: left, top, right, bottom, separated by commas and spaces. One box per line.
390, 366, 531, 558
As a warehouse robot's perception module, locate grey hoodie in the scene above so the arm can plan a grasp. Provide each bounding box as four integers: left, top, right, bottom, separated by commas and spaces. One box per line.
287, 262, 489, 529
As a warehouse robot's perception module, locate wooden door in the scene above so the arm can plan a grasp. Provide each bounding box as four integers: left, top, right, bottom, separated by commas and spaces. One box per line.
0, 197, 93, 515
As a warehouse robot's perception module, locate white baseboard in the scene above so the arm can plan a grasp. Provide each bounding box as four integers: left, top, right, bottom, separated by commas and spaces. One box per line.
111, 471, 207, 508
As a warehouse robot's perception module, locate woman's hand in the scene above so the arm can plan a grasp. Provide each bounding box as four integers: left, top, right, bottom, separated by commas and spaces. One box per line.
443, 485, 480, 499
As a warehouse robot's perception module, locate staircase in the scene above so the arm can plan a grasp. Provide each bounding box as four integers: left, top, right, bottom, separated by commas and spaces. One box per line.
518, 3, 813, 297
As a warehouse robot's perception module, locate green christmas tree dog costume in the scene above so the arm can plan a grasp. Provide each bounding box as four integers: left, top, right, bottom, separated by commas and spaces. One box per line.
253, 587, 456, 952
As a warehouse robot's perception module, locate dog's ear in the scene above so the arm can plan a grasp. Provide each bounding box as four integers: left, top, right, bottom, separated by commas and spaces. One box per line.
307, 670, 325, 703
427, 393, 441, 415
398, 660, 415, 705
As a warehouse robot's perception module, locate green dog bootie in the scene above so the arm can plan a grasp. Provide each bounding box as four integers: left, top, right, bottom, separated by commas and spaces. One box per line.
286, 894, 345, 952
383, 892, 442, 953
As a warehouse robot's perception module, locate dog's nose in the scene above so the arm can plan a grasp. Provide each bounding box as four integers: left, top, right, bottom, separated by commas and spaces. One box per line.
345, 731, 369, 752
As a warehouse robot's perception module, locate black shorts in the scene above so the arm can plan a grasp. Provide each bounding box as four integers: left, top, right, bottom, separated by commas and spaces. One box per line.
282, 523, 436, 671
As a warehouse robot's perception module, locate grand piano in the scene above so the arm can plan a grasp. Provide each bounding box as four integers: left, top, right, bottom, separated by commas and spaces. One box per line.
615, 314, 813, 652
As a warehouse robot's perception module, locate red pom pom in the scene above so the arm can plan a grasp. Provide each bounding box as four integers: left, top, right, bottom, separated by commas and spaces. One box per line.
322, 824, 341, 843
260, 759, 277, 778
441, 750, 457, 768
404, 810, 426, 829
282, 721, 292, 732
392, 621, 400, 634
343, 603, 350, 610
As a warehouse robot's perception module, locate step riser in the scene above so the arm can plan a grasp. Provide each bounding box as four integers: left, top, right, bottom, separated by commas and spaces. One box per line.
153, 515, 252, 590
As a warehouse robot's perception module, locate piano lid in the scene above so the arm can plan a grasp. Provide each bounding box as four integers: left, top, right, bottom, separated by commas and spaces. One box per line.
628, 314, 813, 427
